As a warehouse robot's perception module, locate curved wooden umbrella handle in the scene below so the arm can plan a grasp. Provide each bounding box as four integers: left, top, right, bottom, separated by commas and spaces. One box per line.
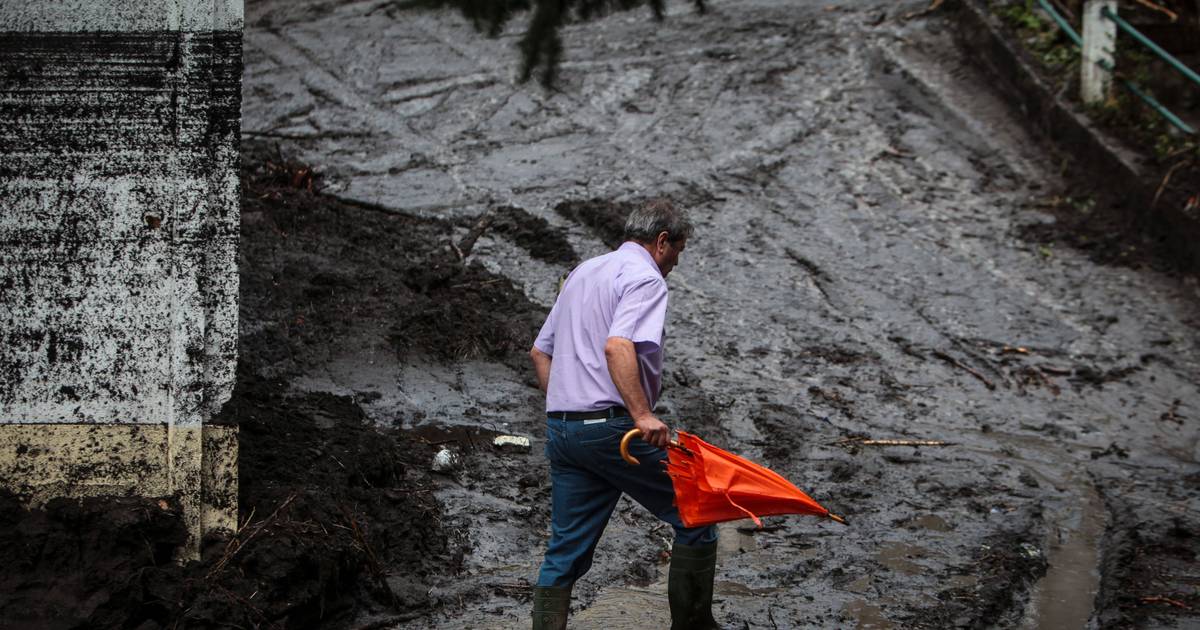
620, 428, 688, 465
620, 428, 645, 465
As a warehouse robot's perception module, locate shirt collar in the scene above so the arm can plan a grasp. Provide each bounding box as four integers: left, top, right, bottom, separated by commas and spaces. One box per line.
619, 241, 662, 277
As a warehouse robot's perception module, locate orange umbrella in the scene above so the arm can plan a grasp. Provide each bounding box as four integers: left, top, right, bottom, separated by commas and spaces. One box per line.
620, 429, 847, 528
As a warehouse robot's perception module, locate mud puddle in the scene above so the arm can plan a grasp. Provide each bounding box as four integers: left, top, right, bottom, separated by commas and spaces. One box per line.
1021, 476, 1104, 630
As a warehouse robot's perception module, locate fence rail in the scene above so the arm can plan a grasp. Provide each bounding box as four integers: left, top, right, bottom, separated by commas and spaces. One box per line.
1035, 0, 1197, 135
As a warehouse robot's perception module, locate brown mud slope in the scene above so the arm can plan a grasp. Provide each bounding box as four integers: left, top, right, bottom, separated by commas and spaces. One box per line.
0, 143, 562, 629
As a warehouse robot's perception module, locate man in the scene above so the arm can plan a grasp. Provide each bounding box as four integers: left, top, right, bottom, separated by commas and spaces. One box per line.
528, 199, 721, 630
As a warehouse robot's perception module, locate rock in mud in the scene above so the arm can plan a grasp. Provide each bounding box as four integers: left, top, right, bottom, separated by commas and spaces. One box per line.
432, 448, 462, 473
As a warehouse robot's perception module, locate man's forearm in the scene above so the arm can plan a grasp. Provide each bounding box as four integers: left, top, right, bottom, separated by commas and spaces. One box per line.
605, 337, 668, 447
604, 338, 652, 418
530, 346, 552, 393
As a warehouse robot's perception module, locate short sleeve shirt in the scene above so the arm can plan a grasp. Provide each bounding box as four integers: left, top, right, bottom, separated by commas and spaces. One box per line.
534, 242, 668, 412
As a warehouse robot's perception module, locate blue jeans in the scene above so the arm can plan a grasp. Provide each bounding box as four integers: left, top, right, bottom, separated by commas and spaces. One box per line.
536, 414, 718, 588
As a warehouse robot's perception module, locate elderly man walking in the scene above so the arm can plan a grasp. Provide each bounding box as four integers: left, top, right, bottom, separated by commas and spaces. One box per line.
528, 199, 721, 630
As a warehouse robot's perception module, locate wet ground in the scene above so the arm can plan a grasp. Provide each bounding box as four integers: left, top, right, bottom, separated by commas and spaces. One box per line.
238, 0, 1200, 628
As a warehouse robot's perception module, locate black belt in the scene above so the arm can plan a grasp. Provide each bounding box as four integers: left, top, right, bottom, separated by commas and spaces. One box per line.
548, 406, 630, 421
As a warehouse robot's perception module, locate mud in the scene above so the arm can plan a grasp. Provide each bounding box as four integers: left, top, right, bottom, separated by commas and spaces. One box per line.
6, 0, 1200, 628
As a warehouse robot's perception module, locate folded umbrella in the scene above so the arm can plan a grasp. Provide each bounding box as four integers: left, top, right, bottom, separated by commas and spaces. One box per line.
620, 429, 847, 528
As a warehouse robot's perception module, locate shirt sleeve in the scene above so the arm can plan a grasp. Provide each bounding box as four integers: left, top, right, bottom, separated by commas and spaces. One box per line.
533, 301, 558, 356
608, 276, 668, 350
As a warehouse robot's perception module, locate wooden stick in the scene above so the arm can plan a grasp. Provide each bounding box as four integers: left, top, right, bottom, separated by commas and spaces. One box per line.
860, 439, 949, 447
833, 437, 950, 447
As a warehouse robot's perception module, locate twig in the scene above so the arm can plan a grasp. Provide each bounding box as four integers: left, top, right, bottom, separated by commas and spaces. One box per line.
339, 504, 396, 605
902, 0, 945, 21
1132, 0, 1178, 22
1001, 345, 1031, 355
1046, 0, 1077, 22
1139, 595, 1191, 609
932, 350, 996, 390
207, 493, 296, 580
1032, 367, 1062, 395
1153, 159, 1192, 208
450, 278, 505, 289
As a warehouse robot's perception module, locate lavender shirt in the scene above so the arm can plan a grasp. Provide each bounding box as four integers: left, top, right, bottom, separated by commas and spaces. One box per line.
534, 242, 668, 413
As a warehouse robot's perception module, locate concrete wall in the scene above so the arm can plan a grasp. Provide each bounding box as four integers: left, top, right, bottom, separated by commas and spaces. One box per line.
0, 0, 243, 557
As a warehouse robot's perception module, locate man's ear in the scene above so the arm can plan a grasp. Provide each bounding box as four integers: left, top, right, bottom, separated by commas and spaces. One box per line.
656, 231, 670, 253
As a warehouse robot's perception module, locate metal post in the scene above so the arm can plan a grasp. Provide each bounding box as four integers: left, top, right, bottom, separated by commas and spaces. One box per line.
1081, 0, 1117, 104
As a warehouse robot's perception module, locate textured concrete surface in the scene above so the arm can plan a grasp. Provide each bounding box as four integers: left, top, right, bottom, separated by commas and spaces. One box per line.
0, 1, 243, 554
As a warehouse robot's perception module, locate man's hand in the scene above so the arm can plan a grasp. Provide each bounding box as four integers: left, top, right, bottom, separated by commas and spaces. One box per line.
634, 413, 670, 448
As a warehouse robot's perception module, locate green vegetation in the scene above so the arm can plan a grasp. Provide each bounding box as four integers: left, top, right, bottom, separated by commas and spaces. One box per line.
993, 0, 1080, 73
992, 0, 1198, 185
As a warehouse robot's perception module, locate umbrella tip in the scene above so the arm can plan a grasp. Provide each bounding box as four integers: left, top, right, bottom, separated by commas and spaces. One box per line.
827, 512, 848, 526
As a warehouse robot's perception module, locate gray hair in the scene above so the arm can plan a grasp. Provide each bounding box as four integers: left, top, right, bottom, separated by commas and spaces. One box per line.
623, 198, 693, 244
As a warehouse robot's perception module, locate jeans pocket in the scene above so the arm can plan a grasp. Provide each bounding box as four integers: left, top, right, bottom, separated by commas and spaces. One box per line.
544, 419, 567, 462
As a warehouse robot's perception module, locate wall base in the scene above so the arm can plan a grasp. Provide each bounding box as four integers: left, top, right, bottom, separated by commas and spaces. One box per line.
0, 422, 237, 560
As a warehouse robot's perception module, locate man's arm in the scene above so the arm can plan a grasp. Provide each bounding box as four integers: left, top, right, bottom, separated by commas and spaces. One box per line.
604, 337, 669, 448
530, 346, 552, 393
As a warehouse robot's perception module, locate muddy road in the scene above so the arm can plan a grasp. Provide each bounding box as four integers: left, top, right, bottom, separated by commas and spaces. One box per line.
240, 0, 1200, 628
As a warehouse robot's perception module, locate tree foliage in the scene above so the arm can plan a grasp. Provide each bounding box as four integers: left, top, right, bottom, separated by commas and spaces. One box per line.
397, 0, 706, 86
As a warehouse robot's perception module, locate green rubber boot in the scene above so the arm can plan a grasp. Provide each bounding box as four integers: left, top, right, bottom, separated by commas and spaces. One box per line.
668, 541, 723, 630
532, 585, 571, 630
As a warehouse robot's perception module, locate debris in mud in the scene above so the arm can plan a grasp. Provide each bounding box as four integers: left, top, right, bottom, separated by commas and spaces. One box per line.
833, 436, 951, 449
932, 349, 996, 390
238, 141, 548, 372
1071, 364, 1142, 389
432, 447, 462, 473
493, 435, 532, 453
464, 205, 579, 265
0, 493, 186, 628
245, 143, 323, 194
1160, 399, 1185, 423
1090, 442, 1131, 459
1095, 485, 1200, 627
553, 197, 638, 247
908, 531, 1049, 628
1015, 203, 1181, 273
0, 372, 461, 629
